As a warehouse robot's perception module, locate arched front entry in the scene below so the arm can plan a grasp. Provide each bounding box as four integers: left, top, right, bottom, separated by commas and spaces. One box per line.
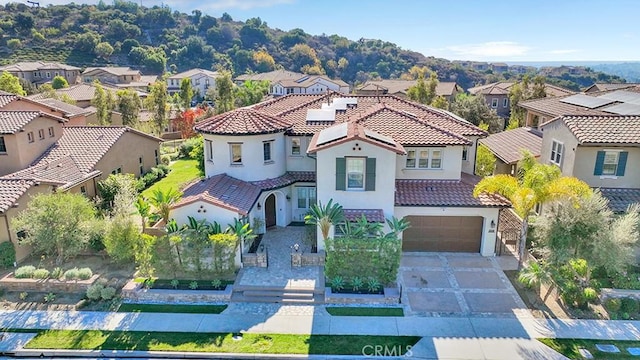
265, 193, 277, 228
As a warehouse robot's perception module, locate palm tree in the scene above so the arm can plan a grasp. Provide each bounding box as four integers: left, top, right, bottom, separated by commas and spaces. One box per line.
227, 218, 256, 251
134, 197, 151, 232
473, 151, 592, 269
165, 218, 183, 267
304, 199, 344, 242
148, 188, 182, 226
518, 260, 556, 302
385, 216, 411, 239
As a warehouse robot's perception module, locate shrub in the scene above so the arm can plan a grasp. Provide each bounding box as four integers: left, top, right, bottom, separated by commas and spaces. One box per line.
19, 291, 28, 300
51, 267, 63, 280
43, 292, 56, 303
77, 267, 93, 280
100, 286, 116, 301
150, 167, 164, 179
620, 297, 640, 315
161, 154, 171, 165
605, 298, 622, 313
189, 280, 198, 290
86, 284, 104, 301
351, 276, 364, 292
156, 164, 170, 175
367, 277, 381, 293
14, 265, 36, 279
33, 268, 50, 279
0, 241, 16, 268
211, 279, 222, 289
178, 137, 200, 158
63, 268, 79, 280
330, 276, 345, 291
171, 279, 179, 289
583, 287, 598, 303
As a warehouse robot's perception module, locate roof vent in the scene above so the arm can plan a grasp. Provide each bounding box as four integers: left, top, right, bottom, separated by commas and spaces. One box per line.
426, 186, 436, 191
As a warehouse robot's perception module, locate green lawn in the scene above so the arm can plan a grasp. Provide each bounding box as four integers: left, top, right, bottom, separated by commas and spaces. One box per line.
24, 330, 420, 355
539, 338, 640, 359
326, 307, 404, 317
141, 159, 201, 198
117, 304, 227, 314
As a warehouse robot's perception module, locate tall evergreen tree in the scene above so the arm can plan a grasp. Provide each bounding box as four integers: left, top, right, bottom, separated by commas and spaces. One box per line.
116, 88, 142, 126
146, 80, 168, 133
179, 78, 194, 110
215, 71, 235, 114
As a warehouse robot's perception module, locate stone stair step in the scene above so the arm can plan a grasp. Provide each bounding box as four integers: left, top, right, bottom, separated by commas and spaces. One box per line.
233, 284, 319, 293
243, 290, 314, 298
230, 292, 325, 304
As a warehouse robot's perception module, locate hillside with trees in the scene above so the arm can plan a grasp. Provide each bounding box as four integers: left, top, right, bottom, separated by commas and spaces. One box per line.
0, 1, 625, 89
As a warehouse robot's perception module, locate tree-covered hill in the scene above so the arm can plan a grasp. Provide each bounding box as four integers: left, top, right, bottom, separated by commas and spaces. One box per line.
0, 1, 625, 89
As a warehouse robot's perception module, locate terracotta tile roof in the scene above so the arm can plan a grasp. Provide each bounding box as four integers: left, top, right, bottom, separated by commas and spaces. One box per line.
235, 69, 305, 83
30, 98, 90, 117
0, 179, 35, 213
82, 67, 140, 76
250, 171, 316, 190
167, 68, 219, 80
542, 115, 640, 145
395, 173, 510, 208
518, 94, 611, 117
343, 209, 385, 222
0, 92, 17, 107
0, 111, 65, 134
479, 127, 542, 164
308, 119, 407, 154
0, 61, 79, 72
585, 83, 640, 93
28, 84, 147, 104
468, 82, 574, 97
599, 188, 640, 213
357, 80, 460, 97
175, 174, 262, 215
4, 156, 101, 190
195, 108, 292, 135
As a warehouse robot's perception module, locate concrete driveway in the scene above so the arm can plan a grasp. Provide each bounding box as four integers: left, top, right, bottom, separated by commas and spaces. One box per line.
400, 253, 527, 317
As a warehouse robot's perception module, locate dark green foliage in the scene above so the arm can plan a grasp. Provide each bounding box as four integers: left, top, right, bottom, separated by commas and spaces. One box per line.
0, 241, 16, 268
178, 137, 201, 158
620, 297, 640, 316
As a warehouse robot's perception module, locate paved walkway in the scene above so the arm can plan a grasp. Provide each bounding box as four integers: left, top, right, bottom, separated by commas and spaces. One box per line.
2, 308, 640, 359
237, 226, 322, 289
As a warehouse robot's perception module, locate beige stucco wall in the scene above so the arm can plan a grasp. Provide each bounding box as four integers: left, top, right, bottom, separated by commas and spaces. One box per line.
572, 146, 640, 188
95, 131, 160, 180
395, 146, 463, 180
540, 120, 579, 176
493, 159, 514, 175
66, 178, 98, 198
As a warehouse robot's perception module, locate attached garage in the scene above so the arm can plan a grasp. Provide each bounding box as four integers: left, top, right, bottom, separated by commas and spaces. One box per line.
402, 216, 484, 252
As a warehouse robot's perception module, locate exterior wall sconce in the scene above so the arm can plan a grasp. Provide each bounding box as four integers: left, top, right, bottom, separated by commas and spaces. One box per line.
286, 195, 291, 201
490, 220, 495, 229
257, 202, 261, 210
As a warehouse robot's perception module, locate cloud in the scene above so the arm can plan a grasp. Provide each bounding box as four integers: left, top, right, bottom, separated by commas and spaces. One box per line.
446, 41, 530, 58
549, 49, 580, 55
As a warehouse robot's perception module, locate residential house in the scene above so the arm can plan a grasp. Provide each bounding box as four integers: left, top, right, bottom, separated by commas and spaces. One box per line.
0, 61, 81, 86
170, 93, 510, 257
167, 68, 219, 98
81, 67, 157, 91
490, 63, 509, 73
478, 127, 542, 175
235, 70, 350, 96
0, 90, 92, 126
0, 124, 162, 261
470, 62, 490, 71
468, 81, 575, 119
355, 80, 462, 102
584, 83, 640, 93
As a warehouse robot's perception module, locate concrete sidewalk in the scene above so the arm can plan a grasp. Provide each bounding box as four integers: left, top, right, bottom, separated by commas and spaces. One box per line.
0, 308, 639, 359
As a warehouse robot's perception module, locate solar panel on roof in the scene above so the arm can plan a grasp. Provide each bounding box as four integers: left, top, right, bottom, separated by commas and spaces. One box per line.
560, 94, 615, 109
602, 103, 640, 115
317, 122, 348, 145
364, 128, 396, 146
597, 90, 640, 103
306, 108, 336, 122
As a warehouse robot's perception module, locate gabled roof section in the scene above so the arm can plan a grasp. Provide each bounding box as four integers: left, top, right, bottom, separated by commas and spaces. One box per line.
0, 61, 79, 72
519, 94, 611, 117
599, 188, 640, 213
82, 67, 140, 76
4, 156, 101, 191
235, 69, 304, 83
541, 115, 640, 145
0, 179, 35, 213
167, 68, 219, 80
28, 83, 147, 103
29, 98, 91, 117
308, 121, 406, 154
195, 108, 292, 136
468, 81, 575, 97
479, 127, 542, 164
0, 111, 66, 134
0, 91, 18, 107
357, 80, 460, 97
174, 174, 262, 215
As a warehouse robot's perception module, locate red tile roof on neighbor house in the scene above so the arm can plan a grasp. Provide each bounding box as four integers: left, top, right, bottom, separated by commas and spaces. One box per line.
0, 111, 66, 134
395, 173, 510, 208
541, 115, 640, 145
479, 127, 543, 164
356, 80, 460, 97
599, 188, 640, 213
0, 179, 36, 213
195, 108, 293, 135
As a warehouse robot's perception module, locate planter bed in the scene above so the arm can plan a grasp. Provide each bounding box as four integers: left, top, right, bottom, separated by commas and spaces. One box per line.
0, 273, 99, 294
325, 286, 400, 305
121, 279, 233, 303
142, 279, 233, 291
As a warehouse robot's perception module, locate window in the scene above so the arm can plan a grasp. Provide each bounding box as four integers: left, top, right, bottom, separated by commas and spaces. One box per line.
491, 98, 498, 108
111, 167, 122, 175
38, 129, 45, 140
346, 157, 365, 189
0, 136, 6, 153
80, 186, 86, 195
602, 152, 619, 175
405, 148, 443, 169
406, 150, 416, 168
297, 187, 316, 209
263, 140, 273, 162
230, 143, 242, 164
550, 140, 563, 165
418, 150, 429, 168
139, 156, 144, 176
462, 146, 468, 161
46, 72, 50, 78
205, 140, 214, 161
431, 150, 442, 168
503, 98, 509, 108
48, 127, 54, 137
154, 149, 159, 165
291, 138, 301, 156
594, 150, 628, 177
27, 132, 34, 143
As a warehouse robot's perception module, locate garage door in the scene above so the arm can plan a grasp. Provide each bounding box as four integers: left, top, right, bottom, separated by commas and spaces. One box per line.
402, 216, 483, 252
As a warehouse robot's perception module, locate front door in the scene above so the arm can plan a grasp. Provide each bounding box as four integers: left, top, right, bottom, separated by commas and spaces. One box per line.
265, 194, 276, 228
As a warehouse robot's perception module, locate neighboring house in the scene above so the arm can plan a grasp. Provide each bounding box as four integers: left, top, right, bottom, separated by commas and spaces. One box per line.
170, 93, 510, 257
29, 83, 148, 109
235, 70, 350, 96
0, 90, 91, 125
81, 67, 157, 91
468, 81, 575, 119
478, 127, 542, 175
491, 63, 509, 73
0, 61, 81, 86
583, 83, 640, 93
355, 80, 462, 102
167, 68, 219, 98
0, 125, 162, 261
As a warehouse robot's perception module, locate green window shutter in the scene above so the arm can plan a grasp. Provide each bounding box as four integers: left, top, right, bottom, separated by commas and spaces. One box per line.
594, 151, 605, 176
365, 157, 376, 191
335, 157, 346, 190
616, 151, 628, 176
